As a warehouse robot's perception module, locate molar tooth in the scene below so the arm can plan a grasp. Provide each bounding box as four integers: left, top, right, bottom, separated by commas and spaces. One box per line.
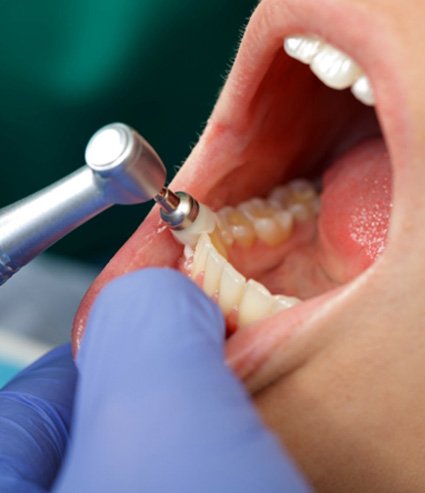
268, 185, 292, 209
284, 35, 323, 64
288, 202, 311, 222
351, 75, 375, 106
238, 280, 274, 329
311, 44, 361, 90
253, 217, 287, 246
288, 179, 317, 203
203, 243, 225, 297
238, 198, 271, 219
271, 294, 301, 313
274, 210, 294, 237
218, 262, 246, 317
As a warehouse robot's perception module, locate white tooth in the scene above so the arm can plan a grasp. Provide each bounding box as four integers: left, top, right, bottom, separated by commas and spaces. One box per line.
311, 44, 361, 90
218, 263, 246, 316
203, 243, 225, 297
191, 233, 210, 279
351, 75, 375, 106
284, 35, 323, 64
238, 280, 274, 329
271, 294, 301, 313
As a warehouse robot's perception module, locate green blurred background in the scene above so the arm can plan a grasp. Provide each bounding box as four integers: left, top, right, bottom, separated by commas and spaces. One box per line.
0, 0, 257, 264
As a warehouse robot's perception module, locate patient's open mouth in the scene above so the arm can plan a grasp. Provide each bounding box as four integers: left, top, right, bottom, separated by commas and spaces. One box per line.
73, 0, 410, 390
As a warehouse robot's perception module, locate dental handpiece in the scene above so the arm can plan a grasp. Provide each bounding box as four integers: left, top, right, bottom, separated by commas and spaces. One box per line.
0, 122, 206, 286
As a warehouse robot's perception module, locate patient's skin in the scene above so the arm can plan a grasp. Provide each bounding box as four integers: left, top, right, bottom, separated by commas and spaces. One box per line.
74, 0, 425, 491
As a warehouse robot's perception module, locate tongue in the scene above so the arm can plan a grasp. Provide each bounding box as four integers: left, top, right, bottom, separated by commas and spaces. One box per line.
317, 138, 392, 283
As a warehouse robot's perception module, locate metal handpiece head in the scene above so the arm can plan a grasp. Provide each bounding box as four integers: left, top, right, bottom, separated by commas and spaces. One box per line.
85, 123, 167, 205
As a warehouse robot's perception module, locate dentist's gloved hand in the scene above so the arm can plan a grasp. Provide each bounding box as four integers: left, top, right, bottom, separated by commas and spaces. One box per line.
0, 269, 311, 493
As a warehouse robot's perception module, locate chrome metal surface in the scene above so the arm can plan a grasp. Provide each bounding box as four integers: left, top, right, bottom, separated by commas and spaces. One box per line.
159, 191, 199, 230
0, 123, 168, 285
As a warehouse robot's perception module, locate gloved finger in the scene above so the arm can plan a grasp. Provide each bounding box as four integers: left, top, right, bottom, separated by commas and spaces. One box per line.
55, 268, 310, 492
0, 344, 77, 493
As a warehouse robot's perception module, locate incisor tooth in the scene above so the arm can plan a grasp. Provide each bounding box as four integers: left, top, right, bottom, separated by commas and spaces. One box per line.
218, 263, 246, 316
203, 244, 225, 296
284, 35, 323, 64
311, 44, 361, 90
238, 280, 274, 329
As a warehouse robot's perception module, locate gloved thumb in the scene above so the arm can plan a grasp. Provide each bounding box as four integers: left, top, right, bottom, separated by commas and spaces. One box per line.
54, 268, 310, 492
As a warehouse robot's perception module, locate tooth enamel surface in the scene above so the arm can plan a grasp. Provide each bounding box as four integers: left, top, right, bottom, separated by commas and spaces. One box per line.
311, 44, 361, 90
288, 202, 310, 222
274, 210, 294, 236
268, 186, 292, 209
218, 263, 246, 316
253, 217, 288, 246
351, 75, 375, 106
284, 35, 375, 106
284, 35, 323, 64
192, 233, 210, 279
219, 207, 256, 247
203, 244, 225, 296
188, 230, 302, 334
238, 280, 274, 329
288, 179, 317, 203
214, 182, 320, 248
271, 294, 300, 313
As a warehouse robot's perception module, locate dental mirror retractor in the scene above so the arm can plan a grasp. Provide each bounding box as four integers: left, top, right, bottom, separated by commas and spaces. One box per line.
0, 123, 206, 285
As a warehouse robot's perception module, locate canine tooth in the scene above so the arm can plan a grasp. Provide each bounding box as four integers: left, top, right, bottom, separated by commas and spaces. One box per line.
271, 294, 301, 313
191, 233, 210, 278
238, 280, 274, 329
253, 217, 287, 246
284, 35, 323, 64
311, 44, 361, 90
351, 75, 375, 106
203, 244, 225, 296
218, 262, 246, 316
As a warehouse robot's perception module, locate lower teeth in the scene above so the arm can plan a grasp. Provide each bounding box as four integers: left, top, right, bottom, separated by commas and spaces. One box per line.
176, 179, 319, 334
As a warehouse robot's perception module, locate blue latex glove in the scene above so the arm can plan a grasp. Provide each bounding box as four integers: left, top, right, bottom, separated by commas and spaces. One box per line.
0, 269, 311, 492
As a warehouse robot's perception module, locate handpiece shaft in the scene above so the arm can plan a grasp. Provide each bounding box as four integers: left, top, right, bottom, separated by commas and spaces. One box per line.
0, 168, 110, 285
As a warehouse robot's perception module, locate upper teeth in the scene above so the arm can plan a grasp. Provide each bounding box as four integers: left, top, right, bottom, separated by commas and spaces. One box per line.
283, 35, 375, 106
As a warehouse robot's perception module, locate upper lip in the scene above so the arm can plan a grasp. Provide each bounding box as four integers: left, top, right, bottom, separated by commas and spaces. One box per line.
73, 0, 414, 389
